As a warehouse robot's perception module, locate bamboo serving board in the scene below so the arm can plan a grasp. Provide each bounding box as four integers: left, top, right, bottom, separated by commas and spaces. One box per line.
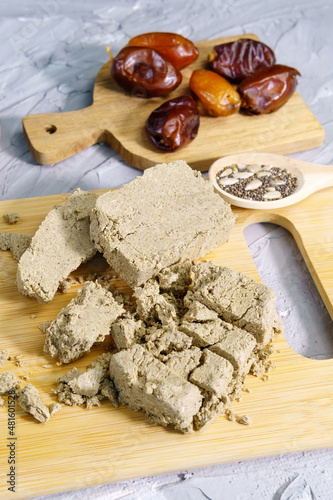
0, 187, 332, 500
22, 34, 325, 170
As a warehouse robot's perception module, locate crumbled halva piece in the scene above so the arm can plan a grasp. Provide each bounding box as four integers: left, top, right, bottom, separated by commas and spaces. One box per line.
68, 353, 112, 397
193, 392, 227, 431
39, 321, 51, 333
225, 409, 237, 422
237, 414, 252, 425
0, 349, 9, 368
157, 260, 192, 296
17, 384, 50, 423
99, 378, 119, 407
86, 396, 101, 409
55, 368, 86, 406
0, 233, 32, 261
209, 326, 257, 375
3, 213, 20, 224
189, 350, 234, 398
182, 301, 219, 323
90, 161, 235, 287
0, 396, 4, 407
44, 281, 124, 364
55, 354, 118, 408
105, 259, 281, 432
0, 371, 21, 394
144, 325, 192, 361
251, 358, 276, 377
47, 259, 280, 432
111, 316, 145, 350
49, 402, 62, 417
134, 280, 178, 326
58, 276, 76, 293
180, 318, 227, 347
17, 189, 98, 303
188, 261, 283, 345
163, 347, 201, 379
110, 344, 203, 433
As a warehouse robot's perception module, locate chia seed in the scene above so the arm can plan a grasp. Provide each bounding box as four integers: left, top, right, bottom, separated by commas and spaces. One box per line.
216, 163, 298, 201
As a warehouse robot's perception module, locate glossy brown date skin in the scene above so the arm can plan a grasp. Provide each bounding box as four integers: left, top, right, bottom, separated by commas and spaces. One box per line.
209, 38, 276, 83
111, 46, 182, 97
128, 32, 199, 70
145, 95, 199, 151
237, 64, 301, 114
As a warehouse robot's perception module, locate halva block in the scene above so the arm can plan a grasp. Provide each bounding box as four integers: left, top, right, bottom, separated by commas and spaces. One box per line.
209, 325, 257, 375
17, 189, 97, 303
44, 281, 124, 364
188, 261, 283, 345
90, 161, 235, 287
110, 344, 203, 433
189, 349, 234, 398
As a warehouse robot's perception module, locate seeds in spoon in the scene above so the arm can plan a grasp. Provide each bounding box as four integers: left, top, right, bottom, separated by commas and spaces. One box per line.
216, 163, 298, 201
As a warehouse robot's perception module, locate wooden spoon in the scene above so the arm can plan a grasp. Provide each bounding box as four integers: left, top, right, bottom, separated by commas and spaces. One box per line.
208, 152, 333, 209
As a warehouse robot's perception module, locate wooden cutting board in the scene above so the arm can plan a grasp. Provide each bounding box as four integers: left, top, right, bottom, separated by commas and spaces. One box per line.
22, 34, 325, 170
0, 187, 332, 500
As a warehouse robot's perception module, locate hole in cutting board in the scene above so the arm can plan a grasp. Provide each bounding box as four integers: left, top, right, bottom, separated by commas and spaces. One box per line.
45, 124, 57, 134
243, 222, 333, 360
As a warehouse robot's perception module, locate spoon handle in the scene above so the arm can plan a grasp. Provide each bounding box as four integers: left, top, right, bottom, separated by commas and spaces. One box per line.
299, 164, 333, 200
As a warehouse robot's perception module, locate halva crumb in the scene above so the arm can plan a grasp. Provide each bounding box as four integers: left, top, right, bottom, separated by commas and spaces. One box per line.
237, 414, 252, 426
17, 384, 50, 423
49, 402, 62, 417
3, 213, 20, 224
0, 349, 9, 368
0, 233, 32, 261
0, 371, 21, 395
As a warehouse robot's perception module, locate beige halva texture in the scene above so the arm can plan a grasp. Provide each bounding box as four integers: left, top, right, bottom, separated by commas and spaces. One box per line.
0, 161, 280, 429
16, 188, 97, 303
107, 261, 281, 432
44, 281, 124, 364
54, 260, 281, 433
0, 233, 32, 260
0, 371, 53, 423
90, 160, 235, 287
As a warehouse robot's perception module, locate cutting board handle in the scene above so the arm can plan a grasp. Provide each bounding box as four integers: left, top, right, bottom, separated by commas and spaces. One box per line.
22, 106, 103, 165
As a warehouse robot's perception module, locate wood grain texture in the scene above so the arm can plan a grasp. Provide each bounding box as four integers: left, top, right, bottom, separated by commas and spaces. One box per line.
0, 187, 332, 500
22, 34, 325, 169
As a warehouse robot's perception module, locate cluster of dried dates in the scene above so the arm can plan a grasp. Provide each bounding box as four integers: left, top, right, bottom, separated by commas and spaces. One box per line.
111, 33, 300, 152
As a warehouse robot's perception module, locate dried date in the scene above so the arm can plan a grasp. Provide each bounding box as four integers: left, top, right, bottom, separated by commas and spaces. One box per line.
145, 95, 199, 151
237, 64, 301, 114
111, 46, 182, 97
209, 38, 276, 83
189, 69, 241, 116
128, 32, 199, 70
